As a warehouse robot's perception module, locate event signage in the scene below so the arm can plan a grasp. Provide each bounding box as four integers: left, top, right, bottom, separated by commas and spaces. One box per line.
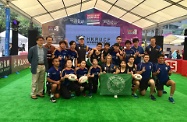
165, 60, 178, 72
5, 7, 10, 56
0, 56, 11, 77
86, 13, 101, 25
127, 29, 138, 35
66, 25, 120, 48
11, 55, 30, 73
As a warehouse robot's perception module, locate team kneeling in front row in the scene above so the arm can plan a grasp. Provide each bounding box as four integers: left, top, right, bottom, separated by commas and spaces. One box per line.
47, 54, 176, 104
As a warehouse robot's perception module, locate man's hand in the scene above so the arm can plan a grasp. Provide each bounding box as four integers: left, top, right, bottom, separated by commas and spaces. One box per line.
64, 74, 69, 78
116, 53, 120, 57
142, 67, 146, 72
156, 68, 160, 74
56, 80, 61, 85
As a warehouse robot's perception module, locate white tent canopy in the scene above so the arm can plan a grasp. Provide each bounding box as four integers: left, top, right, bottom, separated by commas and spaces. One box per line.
0, 30, 28, 51
164, 34, 185, 45
1, 0, 187, 29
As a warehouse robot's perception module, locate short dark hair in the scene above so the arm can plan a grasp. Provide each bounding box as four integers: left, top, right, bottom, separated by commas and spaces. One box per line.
158, 54, 165, 58
150, 37, 156, 40
116, 36, 121, 39
120, 60, 126, 64
36, 36, 44, 41
129, 56, 135, 59
46, 36, 53, 40
143, 54, 149, 58
69, 41, 76, 46
132, 38, 139, 43
97, 42, 102, 46
92, 58, 98, 63
66, 59, 72, 62
125, 40, 132, 45
52, 57, 59, 62
104, 42, 110, 46
59, 40, 67, 45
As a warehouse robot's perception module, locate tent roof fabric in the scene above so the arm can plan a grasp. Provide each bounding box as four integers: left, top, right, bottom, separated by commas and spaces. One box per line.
1, 0, 187, 29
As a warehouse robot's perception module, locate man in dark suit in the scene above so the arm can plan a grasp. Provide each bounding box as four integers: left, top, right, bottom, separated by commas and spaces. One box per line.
28, 36, 48, 99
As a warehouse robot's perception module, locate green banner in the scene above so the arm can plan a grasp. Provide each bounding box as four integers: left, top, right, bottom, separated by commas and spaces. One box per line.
99, 73, 132, 95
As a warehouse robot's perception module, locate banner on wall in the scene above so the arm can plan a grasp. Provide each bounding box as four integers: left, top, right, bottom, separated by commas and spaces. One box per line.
11, 55, 30, 73
99, 73, 132, 95
0, 56, 11, 77
65, 25, 120, 48
86, 13, 101, 25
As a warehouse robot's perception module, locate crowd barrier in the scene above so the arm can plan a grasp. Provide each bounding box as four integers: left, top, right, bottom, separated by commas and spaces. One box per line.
165, 59, 187, 77
0, 55, 30, 78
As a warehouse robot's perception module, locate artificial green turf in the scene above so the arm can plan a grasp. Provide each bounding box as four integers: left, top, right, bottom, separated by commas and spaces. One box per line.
0, 69, 187, 122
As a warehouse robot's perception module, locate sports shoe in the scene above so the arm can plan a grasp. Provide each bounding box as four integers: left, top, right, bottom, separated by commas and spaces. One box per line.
163, 90, 167, 94
132, 93, 139, 98
168, 97, 175, 104
150, 95, 156, 101
50, 97, 56, 103
114, 95, 118, 98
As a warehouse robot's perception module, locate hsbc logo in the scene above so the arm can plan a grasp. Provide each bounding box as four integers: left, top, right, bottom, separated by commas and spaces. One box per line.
165, 60, 177, 72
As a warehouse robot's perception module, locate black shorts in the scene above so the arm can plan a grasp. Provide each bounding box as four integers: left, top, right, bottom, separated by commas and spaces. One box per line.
156, 78, 170, 91
46, 82, 60, 93
139, 78, 152, 91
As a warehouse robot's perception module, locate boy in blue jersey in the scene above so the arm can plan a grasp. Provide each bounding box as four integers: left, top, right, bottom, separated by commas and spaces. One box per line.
61, 59, 84, 99
153, 54, 176, 103
131, 38, 144, 65
88, 58, 102, 98
75, 60, 89, 96
124, 40, 135, 63
137, 54, 156, 101
47, 57, 62, 103
53, 40, 68, 69
67, 41, 78, 67
109, 43, 123, 67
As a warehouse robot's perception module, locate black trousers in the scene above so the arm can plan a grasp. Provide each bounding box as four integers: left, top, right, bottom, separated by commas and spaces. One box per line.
88, 77, 99, 94
75, 81, 89, 93
60, 82, 81, 99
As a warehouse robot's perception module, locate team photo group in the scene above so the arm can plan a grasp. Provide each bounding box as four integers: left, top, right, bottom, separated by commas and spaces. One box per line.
28, 35, 176, 104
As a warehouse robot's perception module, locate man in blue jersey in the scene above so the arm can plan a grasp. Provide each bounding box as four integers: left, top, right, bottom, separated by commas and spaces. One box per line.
67, 41, 78, 67
109, 43, 123, 67
153, 54, 176, 103
110, 36, 124, 51
131, 38, 144, 65
53, 40, 68, 69
47, 57, 62, 103
145, 37, 162, 64
137, 54, 156, 100
124, 40, 135, 63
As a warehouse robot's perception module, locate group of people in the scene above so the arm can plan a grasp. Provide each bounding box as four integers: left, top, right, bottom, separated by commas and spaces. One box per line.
28, 35, 176, 104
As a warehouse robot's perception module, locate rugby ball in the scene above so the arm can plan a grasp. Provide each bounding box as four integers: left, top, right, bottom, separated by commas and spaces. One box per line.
79, 76, 88, 83
68, 74, 77, 81
134, 74, 142, 81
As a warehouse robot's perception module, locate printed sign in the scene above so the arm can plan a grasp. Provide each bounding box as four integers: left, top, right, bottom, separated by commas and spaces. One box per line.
11, 55, 30, 73
165, 60, 177, 72
0, 56, 11, 77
